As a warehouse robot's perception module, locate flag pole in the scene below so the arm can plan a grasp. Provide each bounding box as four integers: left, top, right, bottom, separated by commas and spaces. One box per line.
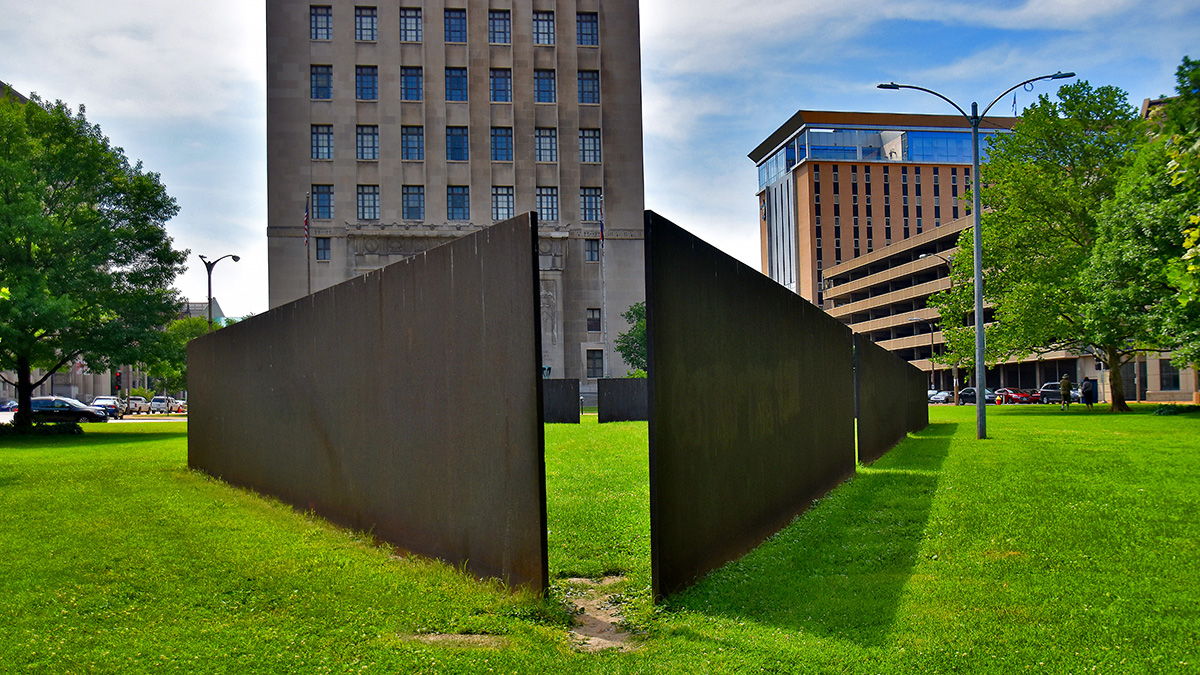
600, 197, 608, 378
304, 192, 311, 296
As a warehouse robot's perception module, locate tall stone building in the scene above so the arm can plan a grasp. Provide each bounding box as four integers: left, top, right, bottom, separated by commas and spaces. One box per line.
266, 0, 645, 390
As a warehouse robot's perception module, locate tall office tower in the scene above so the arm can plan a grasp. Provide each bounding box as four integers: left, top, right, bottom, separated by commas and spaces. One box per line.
266, 0, 645, 390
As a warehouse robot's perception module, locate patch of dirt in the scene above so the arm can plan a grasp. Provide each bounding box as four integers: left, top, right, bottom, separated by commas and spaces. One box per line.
407, 634, 509, 648
564, 576, 636, 652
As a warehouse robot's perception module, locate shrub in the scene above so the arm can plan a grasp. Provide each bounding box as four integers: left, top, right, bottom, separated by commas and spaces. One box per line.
0, 421, 84, 436
1153, 403, 1200, 415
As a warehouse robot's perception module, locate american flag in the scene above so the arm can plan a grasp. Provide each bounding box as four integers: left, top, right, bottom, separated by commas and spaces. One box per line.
303, 193, 310, 246
599, 199, 604, 247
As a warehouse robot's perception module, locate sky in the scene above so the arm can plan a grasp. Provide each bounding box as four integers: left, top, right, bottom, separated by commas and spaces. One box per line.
2, 0, 1197, 318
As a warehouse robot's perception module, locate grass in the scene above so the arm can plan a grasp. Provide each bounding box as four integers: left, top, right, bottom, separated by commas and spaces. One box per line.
1, 408, 1197, 673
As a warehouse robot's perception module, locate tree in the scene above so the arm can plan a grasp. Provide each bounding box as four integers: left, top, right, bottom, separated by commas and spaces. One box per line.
614, 301, 647, 372
0, 94, 187, 429
145, 316, 210, 395
930, 80, 1147, 411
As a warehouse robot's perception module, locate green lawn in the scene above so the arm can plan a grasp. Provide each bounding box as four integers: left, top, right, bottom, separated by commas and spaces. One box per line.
1, 406, 1197, 673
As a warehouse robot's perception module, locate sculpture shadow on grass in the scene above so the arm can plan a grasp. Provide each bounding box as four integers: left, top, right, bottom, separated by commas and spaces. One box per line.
665, 422, 954, 647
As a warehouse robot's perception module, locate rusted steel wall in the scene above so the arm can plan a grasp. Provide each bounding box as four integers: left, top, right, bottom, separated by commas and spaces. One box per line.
543, 378, 580, 423
188, 215, 548, 591
854, 335, 930, 464
597, 378, 648, 423
645, 211, 857, 599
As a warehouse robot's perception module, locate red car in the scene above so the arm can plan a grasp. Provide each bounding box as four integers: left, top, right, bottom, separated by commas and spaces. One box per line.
996, 388, 1038, 404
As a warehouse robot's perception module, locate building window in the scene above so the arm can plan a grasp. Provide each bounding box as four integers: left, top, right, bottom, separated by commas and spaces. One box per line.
586, 308, 601, 332
491, 127, 513, 161
578, 71, 599, 104
492, 186, 514, 221
535, 128, 557, 162
310, 6, 332, 40
356, 125, 378, 160
444, 8, 466, 42
447, 186, 470, 220
533, 11, 555, 44
577, 12, 598, 45
579, 129, 601, 163
585, 238, 600, 262
355, 7, 377, 40
536, 186, 559, 222
534, 70, 556, 103
586, 349, 604, 378
488, 9, 511, 43
401, 67, 423, 100
316, 236, 331, 261
445, 68, 467, 101
311, 65, 332, 99
1160, 360, 1181, 390
399, 8, 422, 42
446, 126, 469, 161
401, 125, 424, 160
581, 187, 602, 221
311, 125, 333, 160
490, 69, 512, 102
356, 66, 378, 100
402, 185, 424, 220
312, 184, 333, 219
357, 185, 379, 220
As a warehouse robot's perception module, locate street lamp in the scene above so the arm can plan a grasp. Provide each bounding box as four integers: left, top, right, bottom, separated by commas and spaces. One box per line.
920, 252, 961, 405
879, 71, 1074, 439
907, 317, 936, 389
199, 254, 241, 331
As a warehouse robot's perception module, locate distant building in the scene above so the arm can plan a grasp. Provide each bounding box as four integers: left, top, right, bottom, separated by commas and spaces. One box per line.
752, 109, 1198, 401
264, 0, 646, 393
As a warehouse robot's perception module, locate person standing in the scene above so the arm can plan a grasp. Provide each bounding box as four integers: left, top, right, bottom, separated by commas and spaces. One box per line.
1059, 373, 1072, 411
1081, 377, 1096, 411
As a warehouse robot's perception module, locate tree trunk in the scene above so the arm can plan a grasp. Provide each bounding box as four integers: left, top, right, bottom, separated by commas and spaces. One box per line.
14, 354, 33, 430
1105, 345, 1131, 412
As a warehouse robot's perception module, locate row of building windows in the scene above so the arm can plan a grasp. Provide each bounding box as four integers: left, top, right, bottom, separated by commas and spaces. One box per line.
309, 184, 603, 223
311, 125, 601, 163
311, 6, 599, 47
311, 65, 599, 104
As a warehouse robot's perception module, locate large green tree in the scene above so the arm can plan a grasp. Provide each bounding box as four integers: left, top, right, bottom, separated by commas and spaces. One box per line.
614, 301, 647, 372
0, 93, 187, 429
931, 80, 1146, 411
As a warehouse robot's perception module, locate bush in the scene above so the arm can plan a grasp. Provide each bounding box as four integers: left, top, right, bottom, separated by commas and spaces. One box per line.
627, 369, 647, 378
1153, 403, 1200, 415
128, 386, 155, 401
0, 422, 84, 436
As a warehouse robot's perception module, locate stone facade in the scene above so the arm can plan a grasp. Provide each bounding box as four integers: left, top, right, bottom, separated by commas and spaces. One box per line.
265, 0, 645, 390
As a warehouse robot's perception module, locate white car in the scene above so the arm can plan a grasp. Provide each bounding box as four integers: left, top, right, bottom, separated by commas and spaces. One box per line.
125, 396, 150, 414
149, 396, 175, 413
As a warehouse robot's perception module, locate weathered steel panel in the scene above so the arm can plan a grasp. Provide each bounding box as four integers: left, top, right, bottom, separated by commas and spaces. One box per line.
854, 334, 930, 464
543, 378, 580, 424
188, 214, 548, 591
597, 378, 648, 423
645, 211, 856, 599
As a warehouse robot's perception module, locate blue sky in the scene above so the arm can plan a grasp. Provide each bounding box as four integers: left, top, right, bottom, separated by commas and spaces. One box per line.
2, 0, 1197, 317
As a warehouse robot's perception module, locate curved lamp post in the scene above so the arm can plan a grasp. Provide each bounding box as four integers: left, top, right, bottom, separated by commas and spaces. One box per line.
199, 254, 241, 331
919, 252, 961, 405
879, 71, 1074, 439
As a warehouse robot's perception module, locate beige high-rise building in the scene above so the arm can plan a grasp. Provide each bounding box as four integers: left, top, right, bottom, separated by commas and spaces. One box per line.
266, 0, 645, 391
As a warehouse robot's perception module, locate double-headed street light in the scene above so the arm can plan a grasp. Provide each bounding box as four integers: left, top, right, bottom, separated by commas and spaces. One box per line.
879, 71, 1074, 439
199, 253, 241, 331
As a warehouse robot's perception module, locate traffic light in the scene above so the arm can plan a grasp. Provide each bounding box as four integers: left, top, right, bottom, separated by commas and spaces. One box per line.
114, 371, 122, 392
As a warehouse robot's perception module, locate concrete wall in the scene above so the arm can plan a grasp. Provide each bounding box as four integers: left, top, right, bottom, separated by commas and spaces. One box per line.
188, 215, 548, 591
645, 211, 857, 598
543, 378, 580, 424
855, 334, 928, 464
597, 378, 648, 422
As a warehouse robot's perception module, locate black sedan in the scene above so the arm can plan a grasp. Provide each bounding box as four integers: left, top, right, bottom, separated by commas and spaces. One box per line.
29, 396, 109, 423
958, 387, 997, 405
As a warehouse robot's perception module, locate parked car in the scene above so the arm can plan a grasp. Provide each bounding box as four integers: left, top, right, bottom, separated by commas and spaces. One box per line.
89, 396, 125, 419
929, 390, 953, 404
0, 399, 16, 412
995, 388, 1037, 404
958, 387, 997, 405
29, 396, 109, 423
1038, 382, 1082, 404
125, 396, 150, 414
149, 396, 177, 414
